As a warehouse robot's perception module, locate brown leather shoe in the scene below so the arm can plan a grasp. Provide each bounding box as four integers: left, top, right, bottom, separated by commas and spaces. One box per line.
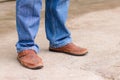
17, 50, 43, 69
49, 43, 88, 56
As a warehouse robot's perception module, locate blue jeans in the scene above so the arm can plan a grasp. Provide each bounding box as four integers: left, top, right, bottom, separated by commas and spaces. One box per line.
16, 0, 72, 53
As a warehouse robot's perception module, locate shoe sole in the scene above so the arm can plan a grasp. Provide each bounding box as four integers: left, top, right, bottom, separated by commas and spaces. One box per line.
49, 49, 88, 56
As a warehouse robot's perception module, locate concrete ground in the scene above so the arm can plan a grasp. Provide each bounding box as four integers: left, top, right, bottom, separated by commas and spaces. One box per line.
1, 0, 120, 80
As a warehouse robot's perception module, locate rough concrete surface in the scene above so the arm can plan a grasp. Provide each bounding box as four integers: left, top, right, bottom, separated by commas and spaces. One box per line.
0, 0, 120, 80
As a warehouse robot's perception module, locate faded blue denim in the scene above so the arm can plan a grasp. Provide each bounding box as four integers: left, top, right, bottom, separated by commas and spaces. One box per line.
16, 0, 72, 53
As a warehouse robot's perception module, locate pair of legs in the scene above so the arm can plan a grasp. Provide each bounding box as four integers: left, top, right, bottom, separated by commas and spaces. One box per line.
16, 0, 88, 69
16, 0, 72, 53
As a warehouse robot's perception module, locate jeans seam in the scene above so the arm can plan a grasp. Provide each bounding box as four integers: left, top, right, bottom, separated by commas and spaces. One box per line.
50, 0, 56, 44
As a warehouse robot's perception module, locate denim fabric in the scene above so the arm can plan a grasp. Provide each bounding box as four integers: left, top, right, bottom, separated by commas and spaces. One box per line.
16, 0, 72, 53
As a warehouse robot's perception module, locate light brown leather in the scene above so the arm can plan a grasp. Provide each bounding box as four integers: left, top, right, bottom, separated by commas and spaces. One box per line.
49, 43, 88, 56
17, 50, 43, 69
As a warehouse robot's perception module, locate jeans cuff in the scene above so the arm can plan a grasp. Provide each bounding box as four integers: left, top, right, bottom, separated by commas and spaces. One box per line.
49, 38, 72, 48
16, 46, 40, 54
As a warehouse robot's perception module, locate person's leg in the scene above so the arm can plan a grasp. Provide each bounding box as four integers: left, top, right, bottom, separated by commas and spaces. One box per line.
16, 0, 42, 53
16, 0, 43, 69
45, 0, 72, 48
45, 0, 88, 56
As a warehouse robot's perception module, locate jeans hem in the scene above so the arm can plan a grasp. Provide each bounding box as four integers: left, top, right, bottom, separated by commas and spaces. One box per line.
49, 38, 72, 48
16, 46, 40, 54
